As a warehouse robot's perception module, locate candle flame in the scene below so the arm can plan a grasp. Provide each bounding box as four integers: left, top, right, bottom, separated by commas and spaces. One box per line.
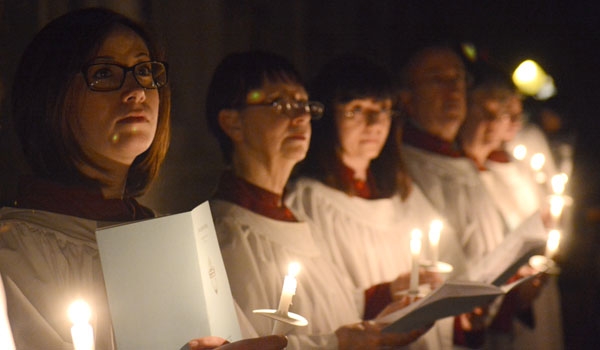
546, 230, 560, 257
549, 195, 565, 218
288, 262, 301, 277
429, 220, 442, 245
530, 153, 546, 172
68, 300, 91, 325
410, 229, 422, 255
512, 144, 527, 160
551, 173, 568, 195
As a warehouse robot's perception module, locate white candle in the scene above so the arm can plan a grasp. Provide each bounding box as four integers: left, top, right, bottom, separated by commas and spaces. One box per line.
512, 144, 527, 161
545, 229, 561, 259
428, 220, 443, 264
68, 300, 95, 350
277, 262, 300, 315
409, 229, 422, 294
549, 195, 565, 222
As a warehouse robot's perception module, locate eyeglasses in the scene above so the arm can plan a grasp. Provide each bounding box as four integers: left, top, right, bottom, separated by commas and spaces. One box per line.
81, 61, 168, 92
244, 100, 324, 120
342, 108, 399, 123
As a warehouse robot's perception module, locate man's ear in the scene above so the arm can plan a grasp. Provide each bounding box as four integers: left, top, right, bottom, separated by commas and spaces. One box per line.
218, 109, 243, 142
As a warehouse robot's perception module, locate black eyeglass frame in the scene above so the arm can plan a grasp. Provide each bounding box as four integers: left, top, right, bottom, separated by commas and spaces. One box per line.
81, 61, 169, 92
242, 100, 324, 120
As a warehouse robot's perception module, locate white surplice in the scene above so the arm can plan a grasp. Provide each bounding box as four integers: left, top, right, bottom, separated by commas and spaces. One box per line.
402, 145, 507, 265
0, 207, 115, 350
481, 160, 542, 231
286, 178, 468, 349
211, 200, 362, 350
481, 161, 564, 350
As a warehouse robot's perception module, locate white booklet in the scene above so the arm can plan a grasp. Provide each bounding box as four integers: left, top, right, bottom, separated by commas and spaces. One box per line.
466, 212, 547, 286
97, 201, 242, 349
378, 277, 531, 334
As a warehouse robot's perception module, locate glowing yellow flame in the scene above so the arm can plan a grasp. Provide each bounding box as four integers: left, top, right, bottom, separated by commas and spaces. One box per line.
68, 300, 91, 325
512, 144, 527, 160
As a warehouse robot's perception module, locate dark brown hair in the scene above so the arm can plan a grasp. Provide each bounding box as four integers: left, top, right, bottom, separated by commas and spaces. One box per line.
205, 50, 303, 164
298, 55, 410, 199
12, 7, 171, 197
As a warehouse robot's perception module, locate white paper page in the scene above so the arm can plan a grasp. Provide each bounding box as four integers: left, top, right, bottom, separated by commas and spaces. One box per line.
378, 281, 502, 333
97, 201, 241, 349
467, 212, 546, 285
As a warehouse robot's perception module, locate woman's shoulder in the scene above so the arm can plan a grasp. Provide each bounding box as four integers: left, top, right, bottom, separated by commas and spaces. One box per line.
0, 207, 98, 246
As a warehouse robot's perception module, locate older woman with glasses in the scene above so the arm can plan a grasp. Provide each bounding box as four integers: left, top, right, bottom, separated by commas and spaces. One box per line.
206, 50, 429, 349
0, 8, 286, 350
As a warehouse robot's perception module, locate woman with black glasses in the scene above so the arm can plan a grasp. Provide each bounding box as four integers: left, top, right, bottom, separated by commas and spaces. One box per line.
207, 51, 428, 349
0, 8, 285, 350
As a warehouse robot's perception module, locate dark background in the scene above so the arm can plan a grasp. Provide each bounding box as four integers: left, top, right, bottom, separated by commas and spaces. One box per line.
1, 1, 600, 347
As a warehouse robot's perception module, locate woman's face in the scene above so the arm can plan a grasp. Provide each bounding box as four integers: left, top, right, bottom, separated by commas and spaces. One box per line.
335, 98, 393, 166
237, 79, 311, 166
71, 26, 159, 168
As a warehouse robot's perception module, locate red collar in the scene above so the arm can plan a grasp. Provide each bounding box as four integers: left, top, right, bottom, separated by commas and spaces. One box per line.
213, 171, 298, 222
403, 121, 464, 158
335, 160, 379, 199
488, 149, 511, 163
15, 176, 154, 222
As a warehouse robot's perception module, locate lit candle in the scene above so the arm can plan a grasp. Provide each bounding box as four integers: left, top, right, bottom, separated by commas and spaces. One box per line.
512, 144, 527, 161
530, 152, 546, 172
549, 195, 565, 222
551, 173, 568, 195
277, 262, 300, 315
545, 229, 560, 259
409, 229, 422, 294
428, 220, 443, 264
68, 300, 94, 350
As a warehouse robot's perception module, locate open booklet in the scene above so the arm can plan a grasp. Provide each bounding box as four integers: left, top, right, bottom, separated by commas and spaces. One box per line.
378, 277, 533, 333
96, 201, 242, 349
465, 211, 547, 286
379, 212, 546, 334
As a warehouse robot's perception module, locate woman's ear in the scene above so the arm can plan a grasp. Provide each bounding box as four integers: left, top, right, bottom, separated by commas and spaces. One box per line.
218, 109, 243, 143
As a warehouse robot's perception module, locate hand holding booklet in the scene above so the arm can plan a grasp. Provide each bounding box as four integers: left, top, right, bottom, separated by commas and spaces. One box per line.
378, 277, 534, 333
378, 213, 546, 334
96, 201, 242, 349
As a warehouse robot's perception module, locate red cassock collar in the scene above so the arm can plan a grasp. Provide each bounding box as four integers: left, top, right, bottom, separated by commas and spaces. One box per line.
212, 171, 298, 222
14, 176, 155, 221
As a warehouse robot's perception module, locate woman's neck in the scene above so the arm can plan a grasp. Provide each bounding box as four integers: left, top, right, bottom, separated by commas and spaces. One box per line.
339, 153, 370, 181
76, 161, 129, 199
232, 151, 295, 195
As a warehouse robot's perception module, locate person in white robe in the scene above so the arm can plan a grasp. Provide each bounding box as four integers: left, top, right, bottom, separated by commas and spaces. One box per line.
458, 67, 563, 350
0, 9, 286, 350
205, 51, 428, 349
286, 55, 468, 349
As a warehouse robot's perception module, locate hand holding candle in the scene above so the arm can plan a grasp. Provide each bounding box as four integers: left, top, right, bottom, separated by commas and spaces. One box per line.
409, 229, 422, 295
277, 262, 300, 315
68, 300, 94, 350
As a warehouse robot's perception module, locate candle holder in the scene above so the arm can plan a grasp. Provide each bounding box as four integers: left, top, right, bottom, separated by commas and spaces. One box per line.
528, 255, 560, 275
253, 309, 308, 335
394, 283, 432, 301
419, 260, 453, 274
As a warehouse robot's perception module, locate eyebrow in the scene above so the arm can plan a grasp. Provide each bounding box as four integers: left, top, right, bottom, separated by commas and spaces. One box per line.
91, 52, 151, 62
